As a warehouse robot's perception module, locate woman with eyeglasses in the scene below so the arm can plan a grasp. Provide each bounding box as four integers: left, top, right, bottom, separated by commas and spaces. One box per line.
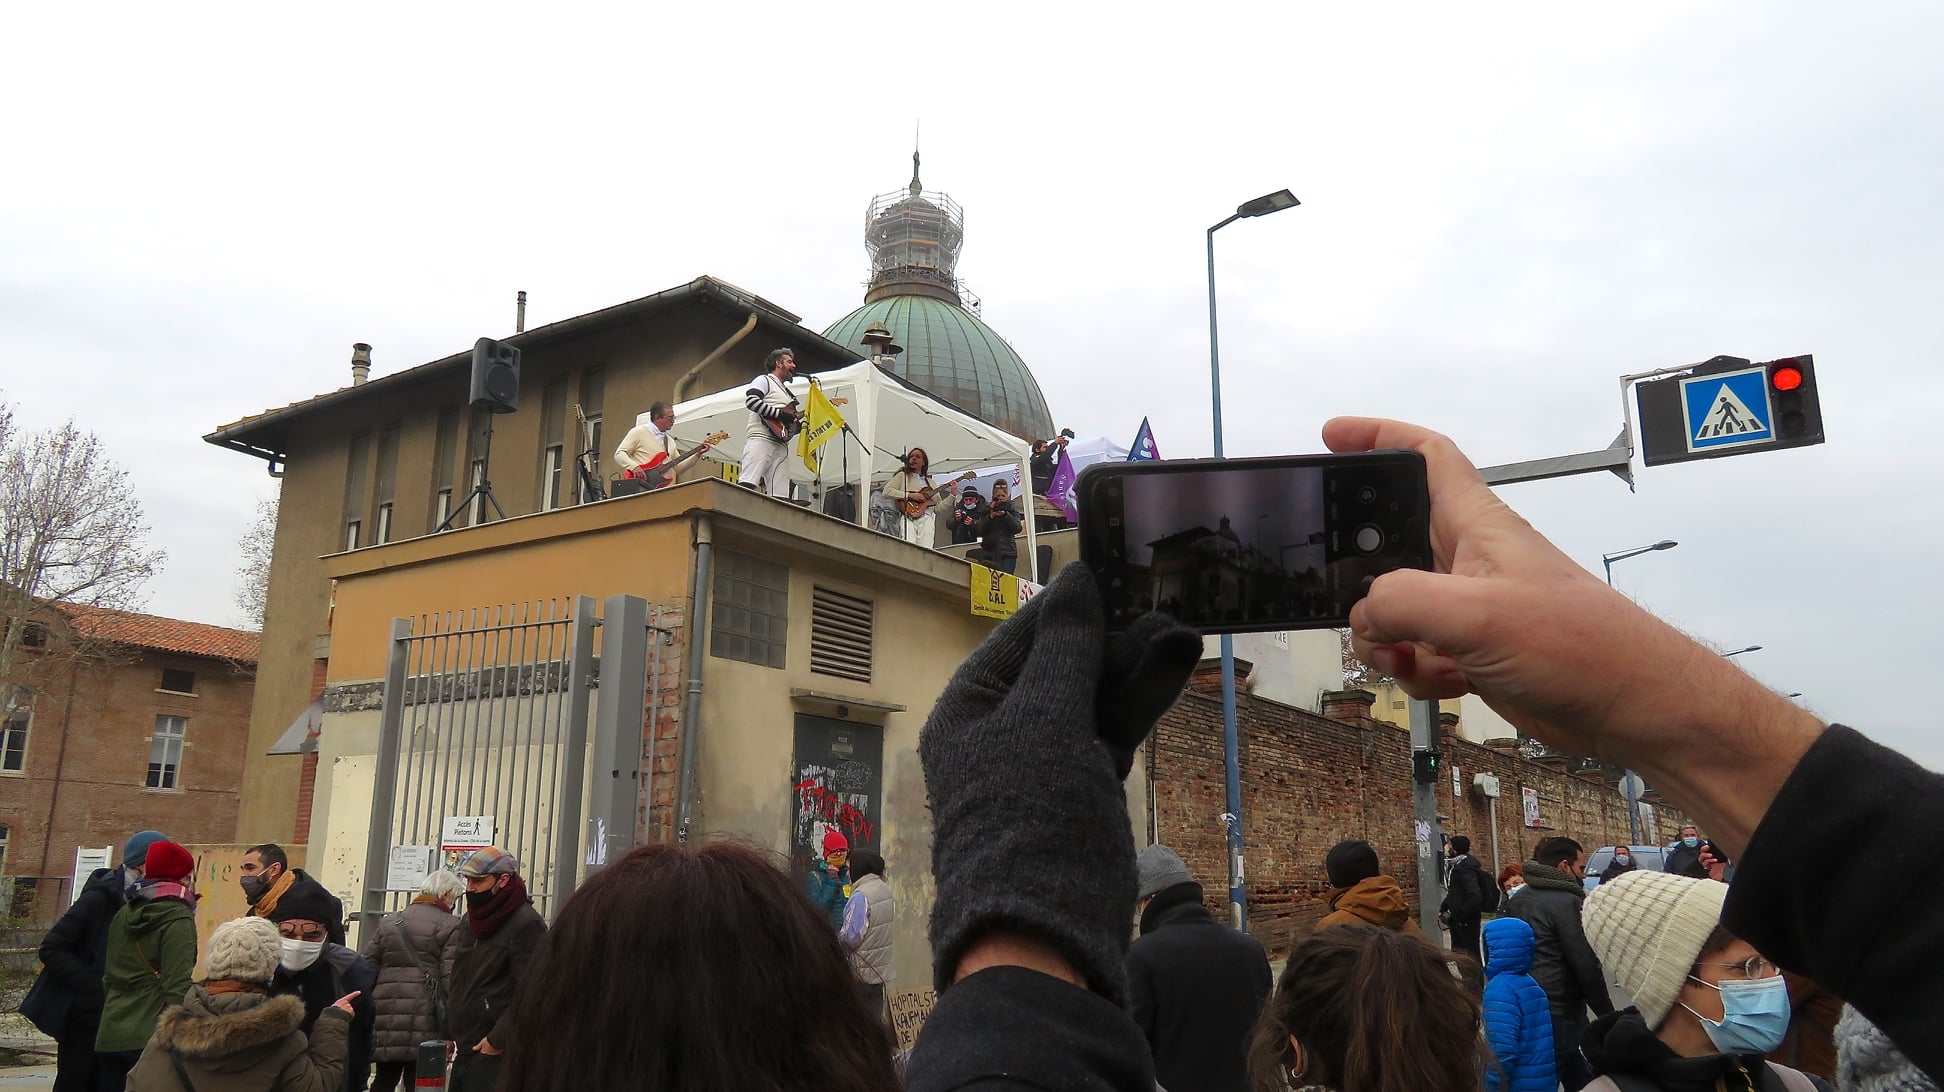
1579, 871, 1826, 1092
267, 880, 377, 1090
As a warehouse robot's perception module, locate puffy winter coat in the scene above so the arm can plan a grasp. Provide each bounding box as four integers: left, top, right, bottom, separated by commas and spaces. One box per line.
127, 987, 349, 1092
359, 900, 462, 1063
1316, 875, 1422, 934
36, 867, 128, 1033
1482, 917, 1556, 1092
97, 891, 198, 1053
805, 860, 851, 931
270, 943, 376, 1090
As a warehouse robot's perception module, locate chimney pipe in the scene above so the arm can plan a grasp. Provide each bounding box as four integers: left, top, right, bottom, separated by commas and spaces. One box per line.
516, 290, 527, 333
350, 342, 372, 386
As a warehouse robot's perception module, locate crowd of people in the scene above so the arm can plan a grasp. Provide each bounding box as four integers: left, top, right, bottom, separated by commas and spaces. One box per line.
29, 414, 1944, 1090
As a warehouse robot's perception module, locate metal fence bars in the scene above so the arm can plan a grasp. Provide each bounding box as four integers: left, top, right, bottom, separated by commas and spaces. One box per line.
360, 596, 665, 934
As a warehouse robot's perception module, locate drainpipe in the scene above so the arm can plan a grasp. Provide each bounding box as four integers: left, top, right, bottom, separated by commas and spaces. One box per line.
675, 514, 714, 842
673, 314, 759, 405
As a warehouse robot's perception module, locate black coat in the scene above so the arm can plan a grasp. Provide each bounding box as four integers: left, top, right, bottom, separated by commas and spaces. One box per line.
35, 866, 127, 1033
1504, 872, 1613, 1024
1725, 725, 1944, 1084
1663, 843, 1708, 879
1125, 884, 1271, 1092
1580, 1007, 1824, 1092
271, 943, 377, 1091
906, 965, 1155, 1091
977, 503, 1024, 556
445, 903, 546, 1053
1443, 852, 1497, 924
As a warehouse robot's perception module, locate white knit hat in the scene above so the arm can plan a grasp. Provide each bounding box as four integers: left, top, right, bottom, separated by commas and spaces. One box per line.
203, 916, 282, 984
1581, 870, 1728, 1027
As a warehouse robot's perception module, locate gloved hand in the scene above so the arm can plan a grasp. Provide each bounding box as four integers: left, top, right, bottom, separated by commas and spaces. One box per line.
920, 563, 1201, 1006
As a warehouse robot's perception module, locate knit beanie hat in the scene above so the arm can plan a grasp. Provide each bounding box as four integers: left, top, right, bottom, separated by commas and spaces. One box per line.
1136, 844, 1193, 900
1325, 839, 1381, 888
1581, 870, 1728, 1027
821, 829, 850, 857
123, 830, 168, 869
1835, 1004, 1940, 1091
267, 878, 339, 927
204, 917, 281, 984
143, 840, 196, 884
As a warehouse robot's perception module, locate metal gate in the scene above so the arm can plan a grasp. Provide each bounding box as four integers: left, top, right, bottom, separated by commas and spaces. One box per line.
358, 595, 669, 932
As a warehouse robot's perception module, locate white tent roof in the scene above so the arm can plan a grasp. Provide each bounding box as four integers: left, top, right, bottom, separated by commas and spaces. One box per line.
666, 361, 1038, 562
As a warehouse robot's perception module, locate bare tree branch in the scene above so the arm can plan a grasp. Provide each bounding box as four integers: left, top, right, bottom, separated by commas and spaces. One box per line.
234, 493, 278, 631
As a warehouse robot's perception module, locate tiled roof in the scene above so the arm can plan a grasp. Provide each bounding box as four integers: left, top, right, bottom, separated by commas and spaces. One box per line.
63, 605, 260, 663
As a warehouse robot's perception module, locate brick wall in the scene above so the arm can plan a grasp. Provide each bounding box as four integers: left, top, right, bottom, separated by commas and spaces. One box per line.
1150, 669, 1690, 958
641, 603, 688, 845
0, 652, 256, 919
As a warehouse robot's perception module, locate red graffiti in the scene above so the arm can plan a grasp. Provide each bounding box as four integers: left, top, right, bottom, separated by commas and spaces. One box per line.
795, 778, 877, 843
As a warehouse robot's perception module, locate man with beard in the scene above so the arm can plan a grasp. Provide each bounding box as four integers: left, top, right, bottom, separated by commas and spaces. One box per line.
445, 847, 547, 1092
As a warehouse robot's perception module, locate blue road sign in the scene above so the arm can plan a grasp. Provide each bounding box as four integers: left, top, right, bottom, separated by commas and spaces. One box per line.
1681, 366, 1773, 453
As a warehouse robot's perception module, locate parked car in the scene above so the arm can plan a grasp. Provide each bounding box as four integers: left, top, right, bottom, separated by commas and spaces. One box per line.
1581, 844, 1668, 890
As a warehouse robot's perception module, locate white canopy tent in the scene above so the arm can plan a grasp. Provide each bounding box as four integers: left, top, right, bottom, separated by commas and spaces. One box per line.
665, 360, 1037, 568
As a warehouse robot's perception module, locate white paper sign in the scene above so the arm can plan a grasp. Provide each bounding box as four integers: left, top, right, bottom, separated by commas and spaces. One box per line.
386, 846, 435, 891
72, 846, 112, 905
1521, 786, 1541, 828
440, 815, 495, 851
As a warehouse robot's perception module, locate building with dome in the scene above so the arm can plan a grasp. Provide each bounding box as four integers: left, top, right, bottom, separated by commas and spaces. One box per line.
823, 155, 1056, 443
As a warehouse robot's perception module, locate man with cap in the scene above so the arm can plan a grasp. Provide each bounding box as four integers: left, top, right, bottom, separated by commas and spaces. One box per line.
240, 843, 347, 946
95, 838, 198, 1091
445, 847, 546, 1092
1579, 870, 1819, 1092
805, 830, 852, 932
1506, 836, 1613, 1091
1317, 838, 1421, 934
1442, 833, 1497, 963
1124, 844, 1271, 1092
267, 876, 376, 1090
35, 830, 167, 1092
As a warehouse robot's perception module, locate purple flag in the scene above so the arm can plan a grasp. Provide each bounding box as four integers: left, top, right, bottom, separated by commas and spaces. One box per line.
1127, 417, 1160, 461
1047, 449, 1078, 522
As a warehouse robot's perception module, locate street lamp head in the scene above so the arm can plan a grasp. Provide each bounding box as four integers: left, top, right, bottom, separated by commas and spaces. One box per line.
1237, 189, 1300, 217
1652, 539, 1678, 551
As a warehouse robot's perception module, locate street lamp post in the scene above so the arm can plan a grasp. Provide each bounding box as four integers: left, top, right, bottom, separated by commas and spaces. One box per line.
1601, 538, 1677, 844
1208, 188, 1298, 932
1721, 645, 1762, 658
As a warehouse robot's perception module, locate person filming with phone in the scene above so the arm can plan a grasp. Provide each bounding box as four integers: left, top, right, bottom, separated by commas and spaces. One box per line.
967, 479, 1026, 576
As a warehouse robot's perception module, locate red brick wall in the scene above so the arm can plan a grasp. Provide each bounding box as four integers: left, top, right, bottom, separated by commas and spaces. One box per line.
641, 604, 687, 845
0, 652, 256, 919
1150, 674, 1691, 958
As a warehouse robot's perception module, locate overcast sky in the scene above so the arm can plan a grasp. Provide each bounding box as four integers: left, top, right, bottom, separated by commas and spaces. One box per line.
5, 3, 1940, 768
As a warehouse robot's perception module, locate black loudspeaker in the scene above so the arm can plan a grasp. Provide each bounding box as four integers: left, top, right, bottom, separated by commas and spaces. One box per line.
821, 484, 857, 522
468, 337, 521, 414
611, 478, 652, 497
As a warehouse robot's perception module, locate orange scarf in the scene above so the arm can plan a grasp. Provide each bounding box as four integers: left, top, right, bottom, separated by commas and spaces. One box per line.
249, 869, 297, 919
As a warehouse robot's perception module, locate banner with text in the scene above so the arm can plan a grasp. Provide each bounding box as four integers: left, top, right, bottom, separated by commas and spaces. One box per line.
969, 562, 1043, 620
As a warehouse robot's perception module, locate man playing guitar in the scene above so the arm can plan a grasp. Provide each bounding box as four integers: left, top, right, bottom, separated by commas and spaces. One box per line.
740, 348, 800, 499
614, 401, 721, 489
883, 447, 974, 548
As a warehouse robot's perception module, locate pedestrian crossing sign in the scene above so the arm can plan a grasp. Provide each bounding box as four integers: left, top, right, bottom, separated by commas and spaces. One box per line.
1681, 367, 1773, 453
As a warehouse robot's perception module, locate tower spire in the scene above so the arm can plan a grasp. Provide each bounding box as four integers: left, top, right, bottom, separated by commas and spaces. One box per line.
910, 122, 922, 196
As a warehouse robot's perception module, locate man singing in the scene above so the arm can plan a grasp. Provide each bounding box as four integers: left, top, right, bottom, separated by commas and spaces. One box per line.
741, 349, 799, 499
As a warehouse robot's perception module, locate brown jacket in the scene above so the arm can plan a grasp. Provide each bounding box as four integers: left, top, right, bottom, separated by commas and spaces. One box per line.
1317, 876, 1423, 934
128, 987, 349, 1092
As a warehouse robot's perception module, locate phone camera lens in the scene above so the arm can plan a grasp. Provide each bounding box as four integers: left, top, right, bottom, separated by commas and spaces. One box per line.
1357, 485, 1377, 504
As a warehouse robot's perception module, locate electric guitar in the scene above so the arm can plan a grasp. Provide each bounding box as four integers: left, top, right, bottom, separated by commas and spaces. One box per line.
763, 393, 850, 442
628, 432, 730, 490
898, 470, 978, 520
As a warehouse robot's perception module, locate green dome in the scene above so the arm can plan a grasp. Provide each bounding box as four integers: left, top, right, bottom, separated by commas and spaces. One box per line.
823, 296, 1055, 443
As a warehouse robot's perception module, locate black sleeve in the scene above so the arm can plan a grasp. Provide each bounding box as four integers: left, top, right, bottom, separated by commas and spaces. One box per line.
906, 966, 1157, 1092
37, 888, 108, 998
1558, 904, 1613, 1017
1725, 725, 1944, 1084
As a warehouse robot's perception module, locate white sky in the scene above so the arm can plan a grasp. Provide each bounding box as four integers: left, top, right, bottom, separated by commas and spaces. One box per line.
5, 2, 1940, 768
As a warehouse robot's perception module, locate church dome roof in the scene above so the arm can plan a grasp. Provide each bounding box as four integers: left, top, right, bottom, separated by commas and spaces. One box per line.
823, 296, 1054, 443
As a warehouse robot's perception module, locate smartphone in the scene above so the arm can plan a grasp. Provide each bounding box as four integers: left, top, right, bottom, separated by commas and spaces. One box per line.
1076, 452, 1432, 634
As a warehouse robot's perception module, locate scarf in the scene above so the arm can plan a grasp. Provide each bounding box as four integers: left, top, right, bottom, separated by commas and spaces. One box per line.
1520, 861, 1586, 898
251, 869, 298, 918
203, 980, 270, 996
410, 894, 446, 908
468, 873, 529, 939
129, 879, 199, 907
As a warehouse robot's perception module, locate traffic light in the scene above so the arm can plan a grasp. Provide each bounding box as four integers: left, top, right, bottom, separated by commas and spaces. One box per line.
1413, 748, 1441, 786
1763, 354, 1824, 448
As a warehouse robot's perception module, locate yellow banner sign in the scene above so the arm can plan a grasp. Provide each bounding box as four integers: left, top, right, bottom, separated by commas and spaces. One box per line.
969, 562, 1044, 620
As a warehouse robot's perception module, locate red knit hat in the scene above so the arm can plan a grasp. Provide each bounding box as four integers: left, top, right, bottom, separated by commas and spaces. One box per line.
143, 840, 195, 883
821, 830, 849, 857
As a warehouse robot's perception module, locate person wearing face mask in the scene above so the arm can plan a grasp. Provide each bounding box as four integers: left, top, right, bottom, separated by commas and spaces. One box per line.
1601, 847, 1643, 885
1580, 871, 1827, 1092
96, 839, 200, 1092
1664, 826, 1711, 880
444, 847, 546, 1092
268, 880, 376, 1091
241, 846, 347, 947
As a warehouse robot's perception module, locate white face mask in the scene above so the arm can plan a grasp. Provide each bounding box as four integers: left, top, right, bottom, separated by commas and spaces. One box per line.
278, 939, 324, 973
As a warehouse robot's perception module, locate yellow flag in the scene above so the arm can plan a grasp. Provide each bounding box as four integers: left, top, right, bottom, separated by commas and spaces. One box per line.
797, 383, 846, 475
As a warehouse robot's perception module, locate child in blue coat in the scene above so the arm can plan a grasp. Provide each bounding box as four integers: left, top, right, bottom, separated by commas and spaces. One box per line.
1482, 915, 1557, 1092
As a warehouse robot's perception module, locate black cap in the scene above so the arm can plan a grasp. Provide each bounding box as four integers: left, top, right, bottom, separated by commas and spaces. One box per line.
1325, 839, 1381, 888
1450, 835, 1471, 855
267, 878, 339, 927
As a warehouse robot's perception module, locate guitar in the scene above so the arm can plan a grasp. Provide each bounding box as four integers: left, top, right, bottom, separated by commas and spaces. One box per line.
763, 392, 850, 442
628, 431, 730, 490
897, 471, 978, 520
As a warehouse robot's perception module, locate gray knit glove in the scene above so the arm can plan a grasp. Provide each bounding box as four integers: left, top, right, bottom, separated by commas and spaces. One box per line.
919, 563, 1201, 1007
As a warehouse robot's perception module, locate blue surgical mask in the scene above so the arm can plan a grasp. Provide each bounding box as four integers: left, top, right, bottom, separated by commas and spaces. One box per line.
1614, 854, 1632, 866
1683, 836, 1700, 848
1682, 974, 1791, 1055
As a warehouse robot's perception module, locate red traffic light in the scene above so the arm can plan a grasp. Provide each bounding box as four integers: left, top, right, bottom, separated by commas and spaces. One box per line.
1769, 360, 1804, 391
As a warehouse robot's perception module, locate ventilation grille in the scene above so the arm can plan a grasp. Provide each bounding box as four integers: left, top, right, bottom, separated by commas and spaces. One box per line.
810, 586, 873, 683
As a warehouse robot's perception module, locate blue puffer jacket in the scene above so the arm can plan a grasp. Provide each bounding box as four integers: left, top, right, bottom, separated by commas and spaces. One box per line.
1482, 916, 1557, 1092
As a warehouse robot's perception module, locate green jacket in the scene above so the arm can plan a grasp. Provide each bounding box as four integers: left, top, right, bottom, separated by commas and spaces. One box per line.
96, 895, 197, 1053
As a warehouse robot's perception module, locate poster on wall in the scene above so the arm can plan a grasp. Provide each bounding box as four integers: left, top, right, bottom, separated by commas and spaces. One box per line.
792, 715, 885, 877
1521, 786, 1541, 828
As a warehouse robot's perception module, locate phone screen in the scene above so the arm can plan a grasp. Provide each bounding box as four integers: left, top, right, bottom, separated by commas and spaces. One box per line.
1077, 452, 1431, 633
